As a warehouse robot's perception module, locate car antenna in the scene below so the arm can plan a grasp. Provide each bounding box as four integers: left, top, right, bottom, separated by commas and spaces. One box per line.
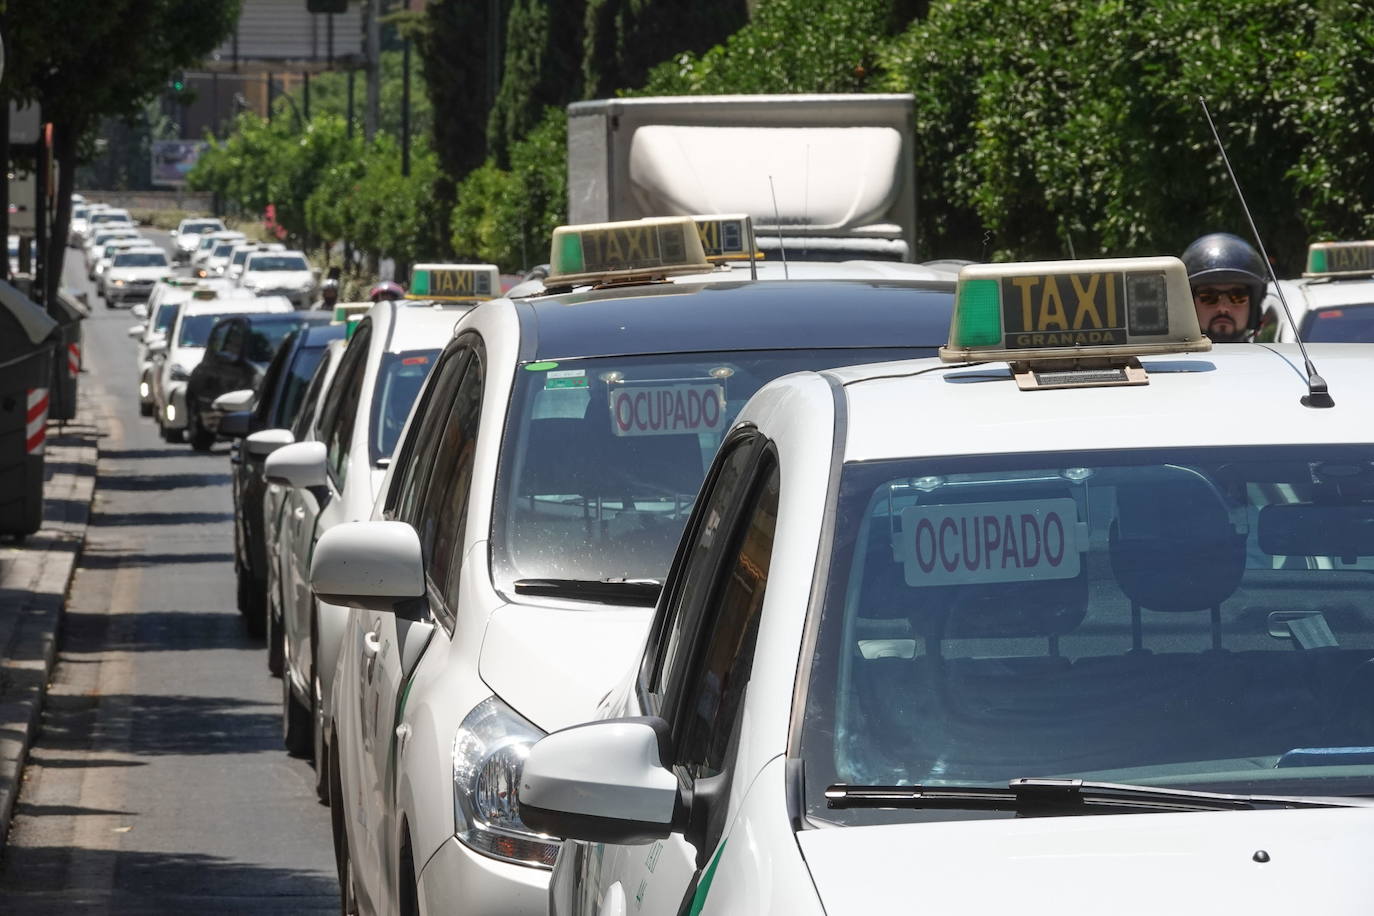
1199, 96, 1333, 408
768, 175, 790, 280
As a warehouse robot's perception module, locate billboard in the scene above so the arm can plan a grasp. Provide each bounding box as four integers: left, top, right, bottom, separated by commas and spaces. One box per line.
151, 140, 209, 187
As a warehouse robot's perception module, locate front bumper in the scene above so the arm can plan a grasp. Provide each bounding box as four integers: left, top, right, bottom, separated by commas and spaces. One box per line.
417, 835, 549, 916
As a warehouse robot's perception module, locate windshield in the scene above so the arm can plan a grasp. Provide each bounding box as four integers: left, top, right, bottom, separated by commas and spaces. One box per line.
178, 313, 227, 347
244, 317, 306, 365
272, 345, 328, 429
114, 251, 168, 268
213, 243, 237, 258
247, 255, 308, 272
91, 212, 128, 224
231, 249, 256, 266
183, 221, 222, 234
369, 350, 440, 464
802, 444, 1374, 825
1299, 304, 1374, 342
154, 303, 180, 334
492, 348, 930, 591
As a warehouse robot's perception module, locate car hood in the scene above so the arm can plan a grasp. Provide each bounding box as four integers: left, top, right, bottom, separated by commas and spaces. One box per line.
478, 601, 652, 733
245, 270, 312, 289
799, 806, 1374, 915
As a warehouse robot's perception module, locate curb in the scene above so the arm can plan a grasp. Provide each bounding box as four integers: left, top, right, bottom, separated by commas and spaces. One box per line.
0, 386, 101, 851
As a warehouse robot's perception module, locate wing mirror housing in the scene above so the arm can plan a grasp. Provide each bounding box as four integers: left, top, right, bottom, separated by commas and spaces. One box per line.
311, 520, 425, 612
520, 717, 682, 845
131, 303, 149, 319
147, 339, 168, 355
127, 324, 146, 338
219, 410, 252, 439
264, 440, 328, 489
212, 388, 255, 413
244, 427, 294, 458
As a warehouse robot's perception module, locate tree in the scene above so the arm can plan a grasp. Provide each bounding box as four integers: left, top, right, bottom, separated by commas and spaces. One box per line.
2, 0, 240, 302
581, 0, 747, 98
486, 0, 585, 166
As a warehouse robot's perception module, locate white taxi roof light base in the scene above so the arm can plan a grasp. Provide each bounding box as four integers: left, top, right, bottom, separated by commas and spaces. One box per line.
407, 263, 501, 302
310, 520, 425, 612
940, 255, 1211, 365
244, 427, 294, 458
263, 440, 328, 489
1304, 241, 1374, 280
547, 216, 712, 287
520, 716, 680, 845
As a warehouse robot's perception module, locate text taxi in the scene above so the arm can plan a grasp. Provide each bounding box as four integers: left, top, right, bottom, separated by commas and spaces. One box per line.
1262, 240, 1374, 342
520, 255, 1374, 915
307, 216, 957, 915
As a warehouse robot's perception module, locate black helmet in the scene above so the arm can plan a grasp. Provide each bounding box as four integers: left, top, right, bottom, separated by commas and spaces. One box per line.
1181, 232, 1267, 332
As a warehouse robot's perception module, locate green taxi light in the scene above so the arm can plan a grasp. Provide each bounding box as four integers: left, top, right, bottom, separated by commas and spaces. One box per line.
407, 263, 500, 301
1304, 241, 1374, 278
953, 277, 1002, 348
548, 217, 711, 285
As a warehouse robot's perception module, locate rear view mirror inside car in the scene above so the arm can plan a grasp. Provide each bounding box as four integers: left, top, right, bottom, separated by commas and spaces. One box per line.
1258, 503, 1374, 559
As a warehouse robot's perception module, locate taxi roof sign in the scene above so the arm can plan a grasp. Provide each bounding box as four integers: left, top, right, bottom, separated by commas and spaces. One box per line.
408, 263, 500, 302
1304, 241, 1374, 279
690, 214, 762, 262
940, 256, 1210, 364
548, 216, 711, 286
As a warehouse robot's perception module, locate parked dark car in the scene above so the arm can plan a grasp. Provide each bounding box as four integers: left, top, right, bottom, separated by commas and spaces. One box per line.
221, 321, 345, 639
183, 311, 330, 451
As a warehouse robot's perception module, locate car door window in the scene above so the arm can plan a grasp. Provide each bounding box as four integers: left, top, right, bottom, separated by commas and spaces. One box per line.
414, 351, 484, 617
292, 354, 330, 441
387, 345, 471, 526
673, 457, 780, 781
318, 322, 372, 489
648, 435, 761, 699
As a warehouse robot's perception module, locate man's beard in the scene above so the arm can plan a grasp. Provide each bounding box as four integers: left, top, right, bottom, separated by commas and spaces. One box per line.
1207, 313, 1246, 341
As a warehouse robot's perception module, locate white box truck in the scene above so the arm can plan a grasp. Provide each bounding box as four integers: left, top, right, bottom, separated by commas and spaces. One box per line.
567, 94, 917, 262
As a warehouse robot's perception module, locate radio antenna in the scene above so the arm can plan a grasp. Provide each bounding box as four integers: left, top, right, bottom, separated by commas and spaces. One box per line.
769, 175, 790, 280
1199, 96, 1332, 408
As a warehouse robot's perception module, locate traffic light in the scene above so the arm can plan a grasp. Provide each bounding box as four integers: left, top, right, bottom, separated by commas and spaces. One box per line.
306, 0, 349, 11
172, 79, 185, 92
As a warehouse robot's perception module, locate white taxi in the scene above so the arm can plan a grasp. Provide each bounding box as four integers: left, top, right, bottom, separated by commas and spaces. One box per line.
264, 266, 496, 800
1262, 240, 1374, 343
153, 288, 292, 443
519, 256, 1374, 914
308, 220, 956, 915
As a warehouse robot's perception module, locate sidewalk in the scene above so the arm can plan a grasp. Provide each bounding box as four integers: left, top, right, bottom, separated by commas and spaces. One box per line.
0, 387, 101, 850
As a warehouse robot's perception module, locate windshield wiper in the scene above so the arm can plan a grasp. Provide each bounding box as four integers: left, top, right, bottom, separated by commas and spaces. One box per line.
512, 577, 662, 606
826, 778, 1374, 815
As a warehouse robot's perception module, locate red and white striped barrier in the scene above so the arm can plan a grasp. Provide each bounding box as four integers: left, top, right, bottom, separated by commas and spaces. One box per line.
26, 387, 49, 455
67, 342, 81, 379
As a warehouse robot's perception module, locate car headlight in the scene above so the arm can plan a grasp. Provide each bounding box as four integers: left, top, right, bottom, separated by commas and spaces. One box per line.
452, 696, 558, 868
112, 279, 126, 286
169, 363, 190, 382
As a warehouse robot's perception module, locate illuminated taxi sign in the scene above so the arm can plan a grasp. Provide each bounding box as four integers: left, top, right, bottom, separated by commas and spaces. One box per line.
548, 216, 711, 286
407, 263, 500, 301
1305, 241, 1374, 278
940, 256, 1210, 364
691, 214, 761, 262
191, 288, 220, 300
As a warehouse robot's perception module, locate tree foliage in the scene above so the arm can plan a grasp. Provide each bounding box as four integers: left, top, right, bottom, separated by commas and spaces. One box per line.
581, 0, 748, 98
486, 0, 586, 166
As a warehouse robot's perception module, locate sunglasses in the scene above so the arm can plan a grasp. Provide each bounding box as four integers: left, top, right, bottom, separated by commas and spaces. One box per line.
1194, 287, 1250, 306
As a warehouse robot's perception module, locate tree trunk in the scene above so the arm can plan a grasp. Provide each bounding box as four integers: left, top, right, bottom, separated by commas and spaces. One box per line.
46, 119, 79, 305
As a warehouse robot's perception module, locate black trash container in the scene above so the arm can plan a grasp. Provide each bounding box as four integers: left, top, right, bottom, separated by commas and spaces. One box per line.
0, 280, 59, 537
47, 290, 90, 422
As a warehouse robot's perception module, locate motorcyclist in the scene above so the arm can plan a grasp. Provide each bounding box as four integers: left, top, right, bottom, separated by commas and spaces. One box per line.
368, 281, 405, 302
311, 278, 340, 312
1181, 233, 1268, 342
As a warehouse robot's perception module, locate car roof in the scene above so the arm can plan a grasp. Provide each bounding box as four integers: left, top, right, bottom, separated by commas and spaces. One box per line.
246, 249, 306, 261
183, 295, 294, 316
515, 279, 954, 361
824, 343, 1374, 463
377, 301, 470, 354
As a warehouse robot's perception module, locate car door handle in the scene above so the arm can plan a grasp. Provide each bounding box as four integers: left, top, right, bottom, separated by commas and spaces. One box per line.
362, 631, 381, 657
293, 506, 306, 520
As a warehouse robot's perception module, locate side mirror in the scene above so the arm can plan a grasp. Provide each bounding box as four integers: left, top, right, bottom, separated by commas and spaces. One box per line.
264, 440, 328, 489
219, 410, 253, 439
169, 229, 179, 237
147, 340, 168, 355
212, 388, 255, 413
244, 427, 293, 458
311, 520, 424, 611
131, 303, 149, 319
520, 717, 680, 845
127, 324, 146, 339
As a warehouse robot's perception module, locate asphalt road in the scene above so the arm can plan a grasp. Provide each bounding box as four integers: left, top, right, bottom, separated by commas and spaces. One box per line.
0, 232, 338, 912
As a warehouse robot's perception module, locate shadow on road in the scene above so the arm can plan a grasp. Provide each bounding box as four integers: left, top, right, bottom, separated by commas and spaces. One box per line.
96, 473, 233, 491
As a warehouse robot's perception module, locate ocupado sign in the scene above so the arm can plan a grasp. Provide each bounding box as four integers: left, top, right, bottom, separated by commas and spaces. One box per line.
608, 383, 725, 438
895, 498, 1081, 587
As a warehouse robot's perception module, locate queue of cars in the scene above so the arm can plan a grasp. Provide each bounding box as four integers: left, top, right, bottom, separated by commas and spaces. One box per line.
146, 212, 1374, 915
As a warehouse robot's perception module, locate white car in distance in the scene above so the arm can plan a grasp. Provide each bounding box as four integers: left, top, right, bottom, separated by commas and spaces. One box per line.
192, 230, 247, 276
101, 248, 173, 308
239, 250, 314, 307
172, 217, 227, 263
